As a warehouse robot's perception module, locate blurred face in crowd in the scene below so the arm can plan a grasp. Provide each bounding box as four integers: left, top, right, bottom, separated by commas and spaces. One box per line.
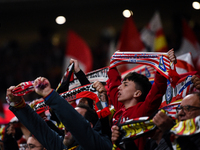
99, 92, 107, 102
26, 136, 46, 150
177, 93, 200, 121
63, 128, 74, 147
79, 98, 89, 106
63, 107, 87, 146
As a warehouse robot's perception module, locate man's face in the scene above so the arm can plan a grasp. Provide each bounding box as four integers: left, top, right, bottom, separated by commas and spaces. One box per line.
177, 94, 200, 121
99, 92, 107, 102
118, 80, 137, 102
26, 136, 45, 150
63, 107, 87, 147
63, 129, 74, 147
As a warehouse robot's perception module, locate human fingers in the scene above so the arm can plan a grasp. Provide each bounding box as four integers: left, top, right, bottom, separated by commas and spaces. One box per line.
111, 125, 120, 142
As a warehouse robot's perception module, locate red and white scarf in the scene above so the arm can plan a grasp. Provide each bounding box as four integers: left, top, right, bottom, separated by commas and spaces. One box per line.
12, 81, 35, 96
110, 51, 180, 87
60, 83, 111, 118
68, 67, 109, 90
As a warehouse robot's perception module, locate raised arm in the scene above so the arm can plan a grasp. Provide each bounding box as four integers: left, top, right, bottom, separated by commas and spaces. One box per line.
6, 86, 65, 150
33, 77, 112, 150
141, 49, 177, 116
70, 58, 90, 85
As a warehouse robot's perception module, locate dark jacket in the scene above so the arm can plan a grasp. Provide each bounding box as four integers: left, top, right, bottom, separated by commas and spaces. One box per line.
10, 90, 112, 150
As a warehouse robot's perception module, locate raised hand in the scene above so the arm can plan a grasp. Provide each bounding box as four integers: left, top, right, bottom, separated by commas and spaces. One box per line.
167, 48, 177, 64
191, 75, 200, 90
6, 86, 25, 108
111, 125, 120, 143
93, 81, 107, 93
70, 58, 80, 73
33, 77, 53, 97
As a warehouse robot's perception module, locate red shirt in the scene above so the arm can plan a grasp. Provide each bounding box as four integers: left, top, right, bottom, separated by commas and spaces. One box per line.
107, 67, 167, 150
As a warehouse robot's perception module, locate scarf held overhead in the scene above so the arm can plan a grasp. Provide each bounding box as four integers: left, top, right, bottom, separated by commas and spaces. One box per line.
110, 52, 180, 87
68, 67, 109, 90
56, 63, 74, 93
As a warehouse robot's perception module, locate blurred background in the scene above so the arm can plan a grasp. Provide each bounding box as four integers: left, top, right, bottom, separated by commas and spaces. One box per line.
1, 0, 200, 102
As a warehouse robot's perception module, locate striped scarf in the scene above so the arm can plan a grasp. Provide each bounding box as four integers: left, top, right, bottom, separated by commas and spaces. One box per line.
110, 51, 180, 87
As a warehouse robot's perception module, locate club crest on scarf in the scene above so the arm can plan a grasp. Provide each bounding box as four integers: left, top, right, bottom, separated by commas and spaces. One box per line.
165, 80, 173, 104
160, 75, 194, 108
145, 66, 151, 78
158, 55, 167, 72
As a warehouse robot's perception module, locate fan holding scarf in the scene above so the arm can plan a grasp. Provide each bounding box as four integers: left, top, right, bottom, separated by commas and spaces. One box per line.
108, 49, 178, 150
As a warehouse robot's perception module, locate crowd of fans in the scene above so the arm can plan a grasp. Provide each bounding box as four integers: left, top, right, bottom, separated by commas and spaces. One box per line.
1, 48, 200, 150
1, 17, 200, 149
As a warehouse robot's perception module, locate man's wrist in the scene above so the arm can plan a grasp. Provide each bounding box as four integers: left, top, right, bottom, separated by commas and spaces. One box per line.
75, 68, 80, 73
6, 96, 26, 108
41, 88, 54, 97
43, 89, 54, 101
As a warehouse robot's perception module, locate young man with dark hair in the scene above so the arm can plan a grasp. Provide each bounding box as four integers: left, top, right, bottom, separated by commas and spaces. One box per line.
122, 71, 152, 102
109, 49, 177, 150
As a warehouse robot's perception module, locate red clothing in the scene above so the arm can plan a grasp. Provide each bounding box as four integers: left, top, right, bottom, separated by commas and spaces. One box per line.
107, 67, 167, 150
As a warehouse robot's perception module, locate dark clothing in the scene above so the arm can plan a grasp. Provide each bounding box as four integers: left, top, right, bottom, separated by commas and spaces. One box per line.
76, 69, 111, 139
3, 120, 63, 150
75, 70, 90, 86
10, 105, 65, 150
3, 123, 23, 150
10, 90, 112, 150
45, 91, 112, 150
46, 120, 64, 137
176, 133, 200, 150
145, 131, 173, 150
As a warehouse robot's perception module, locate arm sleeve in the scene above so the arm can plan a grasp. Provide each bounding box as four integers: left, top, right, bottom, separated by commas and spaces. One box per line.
9, 105, 65, 150
177, 133, 200, 150
107, 67, 123, 111
75, 69, 90, 85
155, 131, 173, 150
141, 71, 167, 116
45, 91, 112, 150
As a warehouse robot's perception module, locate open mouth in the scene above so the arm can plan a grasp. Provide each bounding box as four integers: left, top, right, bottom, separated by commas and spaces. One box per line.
65, 129, 71, 138
118, 92, 121, 98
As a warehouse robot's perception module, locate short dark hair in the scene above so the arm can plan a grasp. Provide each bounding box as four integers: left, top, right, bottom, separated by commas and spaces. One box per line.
76, 103, 98, 127
79, 97, 94, 109
123, 72, 152, 102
